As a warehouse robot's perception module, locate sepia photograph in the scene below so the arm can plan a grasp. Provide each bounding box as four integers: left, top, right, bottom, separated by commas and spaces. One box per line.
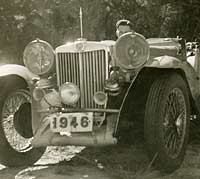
0, 0, 200, 178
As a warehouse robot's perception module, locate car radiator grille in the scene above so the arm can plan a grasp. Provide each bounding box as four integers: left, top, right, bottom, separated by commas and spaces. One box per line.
56, 50, 108, 108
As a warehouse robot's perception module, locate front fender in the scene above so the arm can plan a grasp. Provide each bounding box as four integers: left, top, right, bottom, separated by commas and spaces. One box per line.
114, 55, 199, 136
145, 55, 181, 68
145, 55, 199, 100
0, 64, 38, 85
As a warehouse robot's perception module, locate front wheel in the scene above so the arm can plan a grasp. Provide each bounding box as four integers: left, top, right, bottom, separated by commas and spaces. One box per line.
0, 85, 45, 167
144, 74, 190, 172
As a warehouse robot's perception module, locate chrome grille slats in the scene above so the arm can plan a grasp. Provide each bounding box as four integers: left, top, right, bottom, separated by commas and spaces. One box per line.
95, 51, 99, 92
92, 52, 97, 99
85, 52, 91, 107
58, 53, 62, 83
89, 52, 94, 108
82, 52, 88, 107
63, 53, 67, 82
56, 50, 107, 108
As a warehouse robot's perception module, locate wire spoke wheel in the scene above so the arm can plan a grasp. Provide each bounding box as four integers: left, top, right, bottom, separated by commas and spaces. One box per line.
145, 74, 190, 172
0, 79, 45, 167
2, 90, 32, 152
163, 88, 187, 158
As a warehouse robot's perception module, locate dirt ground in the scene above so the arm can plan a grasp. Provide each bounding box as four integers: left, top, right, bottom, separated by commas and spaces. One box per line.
1, 143, 200, 179
0, 146, 112, 179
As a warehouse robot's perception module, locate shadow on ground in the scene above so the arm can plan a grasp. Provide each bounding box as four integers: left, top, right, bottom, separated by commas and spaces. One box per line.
0, 146, 112, 179
1, 143, 200, 179
1, 119, 200, 179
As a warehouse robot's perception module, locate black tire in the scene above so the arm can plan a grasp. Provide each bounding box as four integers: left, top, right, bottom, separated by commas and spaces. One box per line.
0, 83, 45, 167
144, 74, 190, 172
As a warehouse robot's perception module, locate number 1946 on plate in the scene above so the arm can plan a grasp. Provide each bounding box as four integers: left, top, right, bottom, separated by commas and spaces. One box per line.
49, 112, 93, 133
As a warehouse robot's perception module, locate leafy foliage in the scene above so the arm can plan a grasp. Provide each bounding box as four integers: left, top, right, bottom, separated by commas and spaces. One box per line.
0, 0, 200, 63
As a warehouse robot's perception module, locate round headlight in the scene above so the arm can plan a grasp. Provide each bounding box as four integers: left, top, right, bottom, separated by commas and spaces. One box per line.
23, 39, 55, 75
114, 32, 150, 70
60, 83, 80, 105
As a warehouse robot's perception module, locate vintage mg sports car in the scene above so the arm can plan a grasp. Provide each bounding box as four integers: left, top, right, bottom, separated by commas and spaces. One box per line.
0, 31, 199, 172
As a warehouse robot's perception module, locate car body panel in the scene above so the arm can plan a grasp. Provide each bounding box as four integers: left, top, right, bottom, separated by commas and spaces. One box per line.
0, 64, 37, 85
145, 55, 199, 100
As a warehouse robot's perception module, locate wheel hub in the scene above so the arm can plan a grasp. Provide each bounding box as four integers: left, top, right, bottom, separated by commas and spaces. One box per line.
163, 88, 187, 158
175, 115, 182, 128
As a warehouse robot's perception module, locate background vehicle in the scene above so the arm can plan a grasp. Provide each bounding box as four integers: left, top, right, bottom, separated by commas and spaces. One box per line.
0, 31, 199, 172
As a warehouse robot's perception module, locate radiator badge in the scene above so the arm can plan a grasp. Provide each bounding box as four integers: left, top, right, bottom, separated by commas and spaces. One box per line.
76, 41, 85, 52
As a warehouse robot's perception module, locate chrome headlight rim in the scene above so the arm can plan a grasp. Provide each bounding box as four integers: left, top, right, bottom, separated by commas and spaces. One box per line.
93, 91, 107, 105
114, 32, 150, 70
59, 82, 80, 105
23, 39, 55, 76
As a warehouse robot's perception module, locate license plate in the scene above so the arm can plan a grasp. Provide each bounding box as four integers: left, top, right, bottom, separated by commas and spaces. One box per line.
49, 112, 93, 133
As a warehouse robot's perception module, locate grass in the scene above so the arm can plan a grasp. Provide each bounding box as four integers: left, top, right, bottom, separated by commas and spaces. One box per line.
68, 143, 161, 179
